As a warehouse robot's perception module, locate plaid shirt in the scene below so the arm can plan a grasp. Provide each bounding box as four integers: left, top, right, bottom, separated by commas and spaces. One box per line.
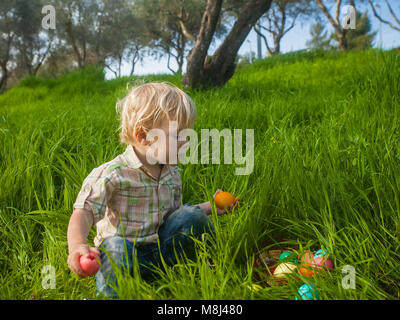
73, 144, 182, 247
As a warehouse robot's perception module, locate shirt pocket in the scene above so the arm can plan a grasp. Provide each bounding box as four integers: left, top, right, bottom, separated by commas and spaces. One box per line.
114, 186, 151, 220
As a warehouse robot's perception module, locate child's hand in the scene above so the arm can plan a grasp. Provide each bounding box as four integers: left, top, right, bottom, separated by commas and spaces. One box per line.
67, 244, 100, 278
213, 189, 240, 216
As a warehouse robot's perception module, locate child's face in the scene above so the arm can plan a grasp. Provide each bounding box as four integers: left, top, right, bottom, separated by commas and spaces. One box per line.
143, 120, 189, 165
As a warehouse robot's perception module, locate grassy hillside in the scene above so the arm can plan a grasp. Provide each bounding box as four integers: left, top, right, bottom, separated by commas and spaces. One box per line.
0, 49, 399, 299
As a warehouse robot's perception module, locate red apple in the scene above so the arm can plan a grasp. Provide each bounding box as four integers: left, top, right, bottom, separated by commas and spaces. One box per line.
79, 252, 100, 276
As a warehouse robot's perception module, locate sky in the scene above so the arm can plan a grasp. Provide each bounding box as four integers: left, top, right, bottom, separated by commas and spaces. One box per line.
105, 1, 400, 79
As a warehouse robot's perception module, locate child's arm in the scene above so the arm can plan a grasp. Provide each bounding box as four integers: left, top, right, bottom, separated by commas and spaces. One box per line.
195, 202, 212, 215
67, 208, 100, 277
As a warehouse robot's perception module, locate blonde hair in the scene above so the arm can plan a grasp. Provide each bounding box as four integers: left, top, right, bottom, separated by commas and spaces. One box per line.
116, 80, 197, 146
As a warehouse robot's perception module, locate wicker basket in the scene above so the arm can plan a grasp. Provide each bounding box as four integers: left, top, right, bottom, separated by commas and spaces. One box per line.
253, 237, 300, 286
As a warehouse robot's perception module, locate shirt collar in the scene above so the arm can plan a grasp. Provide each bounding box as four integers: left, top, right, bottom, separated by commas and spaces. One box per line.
122, 144, 144, 169
122, 144, 177, 179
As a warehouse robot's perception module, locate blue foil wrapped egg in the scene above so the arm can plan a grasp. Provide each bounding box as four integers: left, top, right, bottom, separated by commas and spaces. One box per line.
295, 283, 320, 300
314, 249, 328, 258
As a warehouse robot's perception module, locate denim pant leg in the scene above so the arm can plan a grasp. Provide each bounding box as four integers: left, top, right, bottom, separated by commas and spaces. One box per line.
158, 204, 216, 266
135, 243, 163, 281
96, 237, 163, 297
96, 236, 133, 299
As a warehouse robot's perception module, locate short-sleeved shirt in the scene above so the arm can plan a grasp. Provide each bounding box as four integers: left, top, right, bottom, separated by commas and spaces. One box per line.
73, 144, 182, 247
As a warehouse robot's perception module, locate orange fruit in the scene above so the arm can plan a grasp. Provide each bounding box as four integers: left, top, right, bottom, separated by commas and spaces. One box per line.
214, 192, 236, 209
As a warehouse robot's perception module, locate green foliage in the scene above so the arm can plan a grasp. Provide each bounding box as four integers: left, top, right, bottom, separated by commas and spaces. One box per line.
308, 11, 377, 51
344, 11, 377, 50
306, 23, 332, 50
235, 51, 256, 70
331, 11, 377, 50
0, 49, 400, 299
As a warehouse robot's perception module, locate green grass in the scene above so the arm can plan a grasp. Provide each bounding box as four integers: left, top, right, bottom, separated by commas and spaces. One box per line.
1, 48, 399, 300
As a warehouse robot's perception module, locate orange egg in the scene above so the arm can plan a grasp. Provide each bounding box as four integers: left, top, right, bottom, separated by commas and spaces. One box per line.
299, 265, 314, 277
214, 192, 236, 209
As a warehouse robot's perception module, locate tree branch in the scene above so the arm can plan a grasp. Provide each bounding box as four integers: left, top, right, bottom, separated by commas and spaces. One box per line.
105, 64, 118, 78
167, 52, 176, 74
334, 0, 342, 26
254, 24, 272, 55
282, 12, 299, 37
386, 0, 400, 27
278, 3, 286, 35
259, 22, 277, 36
178, 19, 196, 41
34, 41, 52, 75
316, 0, 341, 34
368, 0, 400, 32
177, 6, 196, 42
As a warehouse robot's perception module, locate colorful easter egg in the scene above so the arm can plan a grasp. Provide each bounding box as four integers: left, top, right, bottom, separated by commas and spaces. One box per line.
300, 250, 314, 265
279, 251, 298, 264
299, 265, 314, 277
314, 249, 328, 258
295, 283, 319, 300
313, 256, 334, 269
273, 263, 297, 278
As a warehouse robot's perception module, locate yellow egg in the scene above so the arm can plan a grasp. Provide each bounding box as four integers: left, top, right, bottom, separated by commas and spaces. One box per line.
273, 263, 297, 278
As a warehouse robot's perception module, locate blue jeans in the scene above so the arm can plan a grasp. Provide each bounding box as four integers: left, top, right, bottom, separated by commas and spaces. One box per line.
95, 204, 215, 298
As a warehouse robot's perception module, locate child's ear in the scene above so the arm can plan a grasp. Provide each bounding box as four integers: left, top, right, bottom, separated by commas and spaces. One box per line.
135, 127, 150, 145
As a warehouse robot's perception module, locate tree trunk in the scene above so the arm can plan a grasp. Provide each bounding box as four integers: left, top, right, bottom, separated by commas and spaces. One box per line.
182, 0, 223, 89
0, 33, 13, 92
82, 39, 87, 67
129, 51, 138, 76
66, 18, 84, 68
273, 34, 281, 55
337, 31, 347, 51
0, 64, 8, 93
182, 0, 272, 89
177, 32, 186, 74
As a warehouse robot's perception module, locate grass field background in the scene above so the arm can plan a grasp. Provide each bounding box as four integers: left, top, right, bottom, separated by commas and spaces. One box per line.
0, 49, 399, 299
